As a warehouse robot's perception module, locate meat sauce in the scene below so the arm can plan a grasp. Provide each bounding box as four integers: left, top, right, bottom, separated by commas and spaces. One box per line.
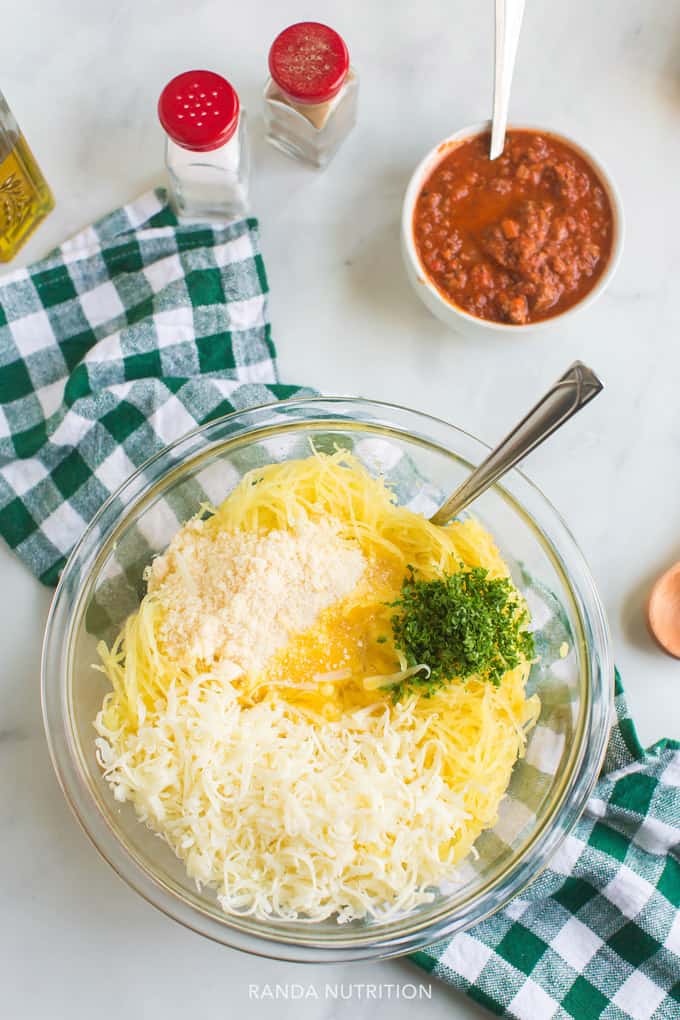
413, 130, 614, 325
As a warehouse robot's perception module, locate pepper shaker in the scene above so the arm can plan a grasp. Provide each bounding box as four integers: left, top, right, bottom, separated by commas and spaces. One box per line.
263, 22, 358, 169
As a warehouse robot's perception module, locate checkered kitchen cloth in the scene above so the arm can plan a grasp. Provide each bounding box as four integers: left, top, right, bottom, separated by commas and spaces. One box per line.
0, 188, 309, 584
412, 672, 680, 1019
1, 192, 679, 1019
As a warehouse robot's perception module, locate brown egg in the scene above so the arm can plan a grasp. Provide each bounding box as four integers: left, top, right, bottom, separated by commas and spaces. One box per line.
648, 562, 680, 658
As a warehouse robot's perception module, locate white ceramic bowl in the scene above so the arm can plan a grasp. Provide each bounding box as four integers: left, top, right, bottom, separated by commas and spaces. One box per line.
401, 120, 625, 336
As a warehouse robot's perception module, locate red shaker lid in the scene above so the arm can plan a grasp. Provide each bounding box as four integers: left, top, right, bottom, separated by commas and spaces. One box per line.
268, 22, 350, 105
158, 70, 240, 151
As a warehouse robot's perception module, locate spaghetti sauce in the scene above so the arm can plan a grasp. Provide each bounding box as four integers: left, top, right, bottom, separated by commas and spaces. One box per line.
413, 130, 614, 325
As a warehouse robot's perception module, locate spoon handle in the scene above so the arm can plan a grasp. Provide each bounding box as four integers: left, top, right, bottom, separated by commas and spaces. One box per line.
490, 0, 526, 160
429, 362, 603, 526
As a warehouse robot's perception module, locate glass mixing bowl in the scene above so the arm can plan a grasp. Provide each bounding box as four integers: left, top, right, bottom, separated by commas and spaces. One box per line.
42, 398, 613, 962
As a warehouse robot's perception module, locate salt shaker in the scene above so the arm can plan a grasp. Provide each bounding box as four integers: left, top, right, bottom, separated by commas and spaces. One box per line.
158, 70, 249, 221
263, 22, 358, 168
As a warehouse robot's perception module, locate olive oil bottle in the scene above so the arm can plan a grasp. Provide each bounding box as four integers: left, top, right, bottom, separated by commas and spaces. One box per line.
0, 90, 54, 261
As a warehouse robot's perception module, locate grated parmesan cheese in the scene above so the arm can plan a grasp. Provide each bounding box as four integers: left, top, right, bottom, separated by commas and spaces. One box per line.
146, 516, 365, 675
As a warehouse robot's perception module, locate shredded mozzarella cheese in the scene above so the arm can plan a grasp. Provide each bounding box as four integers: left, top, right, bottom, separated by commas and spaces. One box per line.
96, 691, 473, 923
94, 451, 538, 923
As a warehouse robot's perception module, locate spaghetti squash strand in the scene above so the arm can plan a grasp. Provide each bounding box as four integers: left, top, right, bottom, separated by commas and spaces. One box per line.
94, 450, 538, 924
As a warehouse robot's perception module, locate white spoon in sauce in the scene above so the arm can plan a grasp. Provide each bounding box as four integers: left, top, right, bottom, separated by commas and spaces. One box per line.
648, 563, 680, 658
490, 0, 526, 160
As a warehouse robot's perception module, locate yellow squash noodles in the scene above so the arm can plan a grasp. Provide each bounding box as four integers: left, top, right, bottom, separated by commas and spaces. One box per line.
95, 451, 539, 923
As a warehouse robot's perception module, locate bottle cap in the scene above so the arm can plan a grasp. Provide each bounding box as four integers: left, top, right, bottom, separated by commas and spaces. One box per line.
158, 70, 240, 151
268, 22, 350, 105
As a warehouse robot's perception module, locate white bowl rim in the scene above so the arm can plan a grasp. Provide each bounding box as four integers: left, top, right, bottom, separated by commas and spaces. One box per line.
401, 120, 625, 333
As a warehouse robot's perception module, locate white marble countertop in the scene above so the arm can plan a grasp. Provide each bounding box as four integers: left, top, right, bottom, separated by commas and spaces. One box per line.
2, 1, 679, 1017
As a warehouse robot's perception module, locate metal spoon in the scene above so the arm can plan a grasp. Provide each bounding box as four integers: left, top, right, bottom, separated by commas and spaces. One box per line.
429, 362, 603, 526
490, 0, 526, 160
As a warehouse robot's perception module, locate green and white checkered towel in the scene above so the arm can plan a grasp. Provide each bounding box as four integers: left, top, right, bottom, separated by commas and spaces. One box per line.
0, 188, 309, 584
1, 192, 678, 1019
412, 672, 680, 1019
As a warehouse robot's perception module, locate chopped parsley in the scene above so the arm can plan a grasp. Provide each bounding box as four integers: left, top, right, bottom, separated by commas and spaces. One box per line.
389, 565, 535, 699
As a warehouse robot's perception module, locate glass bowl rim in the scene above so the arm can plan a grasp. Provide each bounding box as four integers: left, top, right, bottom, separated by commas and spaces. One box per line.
41, 395, 614, 962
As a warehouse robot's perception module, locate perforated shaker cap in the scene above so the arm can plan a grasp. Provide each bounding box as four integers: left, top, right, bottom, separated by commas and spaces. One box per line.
158, 70, 240, 151
268, 22, 350, 105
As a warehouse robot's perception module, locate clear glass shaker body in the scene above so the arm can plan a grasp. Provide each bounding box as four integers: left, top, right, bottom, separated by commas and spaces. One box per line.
165, 114, 249, 221
159, 70, 249, 222
0, 89, 54, 261
263, 72, 358, 169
